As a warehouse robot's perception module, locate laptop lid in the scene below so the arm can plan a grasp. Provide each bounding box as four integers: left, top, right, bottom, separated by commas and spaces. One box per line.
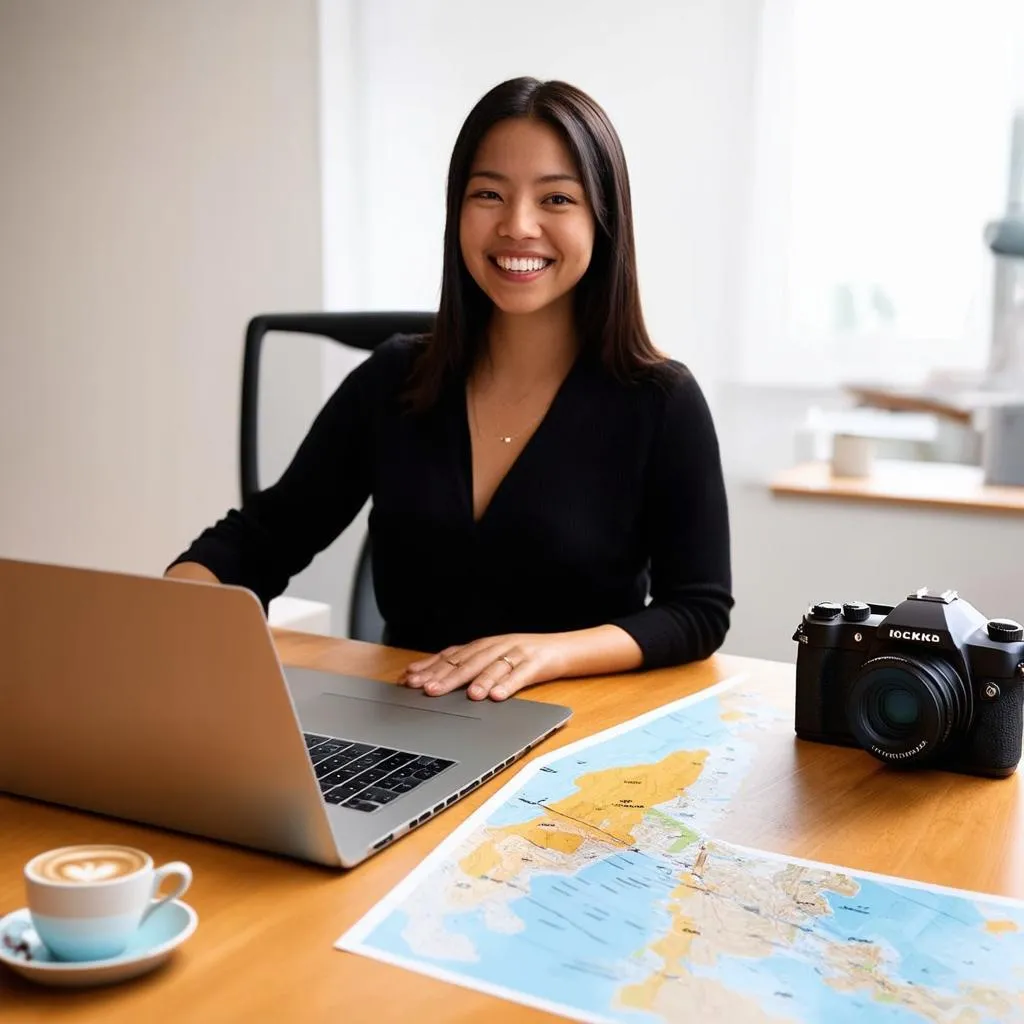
0, 557, 343, 866
0, 558, 573, 867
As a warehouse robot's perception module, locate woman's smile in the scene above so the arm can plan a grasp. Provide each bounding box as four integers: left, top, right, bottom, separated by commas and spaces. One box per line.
488, 252, 556, 283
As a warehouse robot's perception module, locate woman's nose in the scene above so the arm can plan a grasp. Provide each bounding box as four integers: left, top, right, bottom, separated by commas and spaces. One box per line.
498, 199, 541, 239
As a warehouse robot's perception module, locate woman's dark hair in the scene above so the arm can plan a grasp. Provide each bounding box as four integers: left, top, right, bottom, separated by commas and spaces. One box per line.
406, 76, 664, 410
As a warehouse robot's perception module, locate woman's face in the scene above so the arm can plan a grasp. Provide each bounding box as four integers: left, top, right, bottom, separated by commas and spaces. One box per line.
459, 118, 596, 320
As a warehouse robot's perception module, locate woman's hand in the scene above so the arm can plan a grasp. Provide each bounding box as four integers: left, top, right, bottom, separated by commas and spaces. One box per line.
400, 634, 572, 701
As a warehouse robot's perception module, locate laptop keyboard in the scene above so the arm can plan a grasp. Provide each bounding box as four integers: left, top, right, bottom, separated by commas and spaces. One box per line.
304, 732, 456, 813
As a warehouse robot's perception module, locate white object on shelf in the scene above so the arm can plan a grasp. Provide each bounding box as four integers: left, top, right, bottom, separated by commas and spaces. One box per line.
268, 596, 331, 636
792, 405, 981, 465
830, 433, 875, 478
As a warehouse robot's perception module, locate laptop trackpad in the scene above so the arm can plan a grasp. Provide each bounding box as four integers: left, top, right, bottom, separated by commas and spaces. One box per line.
298, 688, 482, 756
314, 691, 482, 723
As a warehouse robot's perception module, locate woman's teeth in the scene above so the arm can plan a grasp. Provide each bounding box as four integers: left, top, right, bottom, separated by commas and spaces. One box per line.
494, 256, 550, 273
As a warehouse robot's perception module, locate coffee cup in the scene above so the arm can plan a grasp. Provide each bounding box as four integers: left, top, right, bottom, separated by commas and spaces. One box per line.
24, 844, 192, 962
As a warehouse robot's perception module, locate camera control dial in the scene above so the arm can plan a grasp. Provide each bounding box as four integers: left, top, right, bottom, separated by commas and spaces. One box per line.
986, 618, 1024, 643
810, 602, 842, 620
842, 602, 871, 622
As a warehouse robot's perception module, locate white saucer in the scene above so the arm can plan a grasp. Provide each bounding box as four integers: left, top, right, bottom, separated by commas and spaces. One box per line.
0, 900, 198, 988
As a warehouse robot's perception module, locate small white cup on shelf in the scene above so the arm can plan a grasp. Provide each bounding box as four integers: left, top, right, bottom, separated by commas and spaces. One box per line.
830, 433, 875, 478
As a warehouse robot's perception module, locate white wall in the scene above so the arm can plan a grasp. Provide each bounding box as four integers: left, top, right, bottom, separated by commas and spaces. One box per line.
0, 0, 324, 574
281, 0, 371, 635
730, 483, 1024, 662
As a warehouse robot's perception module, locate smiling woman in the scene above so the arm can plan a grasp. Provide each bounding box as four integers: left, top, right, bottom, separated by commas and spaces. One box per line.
167, 77, 733, 703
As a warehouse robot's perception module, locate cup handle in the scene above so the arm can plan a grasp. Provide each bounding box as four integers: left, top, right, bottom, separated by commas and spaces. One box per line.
141, 861, 192, 924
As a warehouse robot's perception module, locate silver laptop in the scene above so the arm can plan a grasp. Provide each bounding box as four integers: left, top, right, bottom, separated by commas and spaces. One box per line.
0, 557, 572, 867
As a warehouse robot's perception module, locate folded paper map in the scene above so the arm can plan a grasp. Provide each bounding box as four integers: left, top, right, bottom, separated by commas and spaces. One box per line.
339, 675, 1024, 1023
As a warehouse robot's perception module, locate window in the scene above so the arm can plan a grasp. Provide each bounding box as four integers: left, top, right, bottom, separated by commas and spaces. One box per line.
738, 0, 1024, 385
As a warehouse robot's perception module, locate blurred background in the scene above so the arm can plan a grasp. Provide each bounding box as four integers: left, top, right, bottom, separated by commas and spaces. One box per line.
2, 0, 1024, 661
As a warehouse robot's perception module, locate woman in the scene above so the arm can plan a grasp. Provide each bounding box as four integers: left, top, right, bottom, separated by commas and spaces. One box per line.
167, 77, 732, 701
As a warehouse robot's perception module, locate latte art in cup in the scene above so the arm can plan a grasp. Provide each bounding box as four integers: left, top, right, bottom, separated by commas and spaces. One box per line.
28, 846, 148, 884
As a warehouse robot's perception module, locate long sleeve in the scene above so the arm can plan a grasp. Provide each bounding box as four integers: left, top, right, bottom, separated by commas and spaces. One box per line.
610, 368, 733, 668
168, 338, 410, 610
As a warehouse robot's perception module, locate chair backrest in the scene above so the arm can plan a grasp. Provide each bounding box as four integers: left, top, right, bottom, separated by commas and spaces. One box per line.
239, 312, 436, 642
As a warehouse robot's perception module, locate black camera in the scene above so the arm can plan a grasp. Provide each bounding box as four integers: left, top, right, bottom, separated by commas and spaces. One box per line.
793, 588, 1024, 777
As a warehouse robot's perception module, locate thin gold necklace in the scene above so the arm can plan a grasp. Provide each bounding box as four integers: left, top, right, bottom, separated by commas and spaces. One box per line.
469, 387, 548, 445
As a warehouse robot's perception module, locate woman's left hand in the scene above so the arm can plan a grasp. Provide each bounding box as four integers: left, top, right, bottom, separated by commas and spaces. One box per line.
400, 634, 570, 701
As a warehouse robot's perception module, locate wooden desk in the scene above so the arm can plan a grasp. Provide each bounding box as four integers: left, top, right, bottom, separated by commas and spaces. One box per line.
771, 458, 1024, 515
2, 633, 1023, 1022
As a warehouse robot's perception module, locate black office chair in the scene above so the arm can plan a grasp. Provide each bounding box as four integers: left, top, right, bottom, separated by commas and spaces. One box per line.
239, 312, 436, 643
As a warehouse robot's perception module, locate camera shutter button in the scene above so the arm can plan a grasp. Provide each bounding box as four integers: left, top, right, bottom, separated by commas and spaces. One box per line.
986, 619, 1024, 642
842, 602, 870, 622
811, 602, 842, 620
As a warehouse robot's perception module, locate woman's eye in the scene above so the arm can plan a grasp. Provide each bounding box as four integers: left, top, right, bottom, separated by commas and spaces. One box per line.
543, 194, 575, 207
470, 190, 501, 201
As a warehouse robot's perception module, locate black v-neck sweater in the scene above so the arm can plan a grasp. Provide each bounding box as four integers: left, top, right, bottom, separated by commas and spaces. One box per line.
171, 336, 733, 668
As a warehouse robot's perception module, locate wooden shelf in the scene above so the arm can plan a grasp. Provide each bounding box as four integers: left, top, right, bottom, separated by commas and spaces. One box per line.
770, 460, 1024, 515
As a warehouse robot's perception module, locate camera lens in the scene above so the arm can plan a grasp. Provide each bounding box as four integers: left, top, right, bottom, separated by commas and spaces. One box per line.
846, 654, 971, 767
878, 686, 921, 727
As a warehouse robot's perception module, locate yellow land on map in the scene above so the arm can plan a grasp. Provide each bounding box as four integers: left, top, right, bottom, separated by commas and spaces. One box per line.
460, 749, 709, 881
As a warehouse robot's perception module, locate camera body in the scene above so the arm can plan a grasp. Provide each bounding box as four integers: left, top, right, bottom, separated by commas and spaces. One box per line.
793, 589, 1024, 777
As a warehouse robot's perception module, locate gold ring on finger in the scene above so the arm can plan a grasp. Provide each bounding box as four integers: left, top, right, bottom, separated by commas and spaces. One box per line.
499, 655, 515, 672
445, 658, 460, 668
